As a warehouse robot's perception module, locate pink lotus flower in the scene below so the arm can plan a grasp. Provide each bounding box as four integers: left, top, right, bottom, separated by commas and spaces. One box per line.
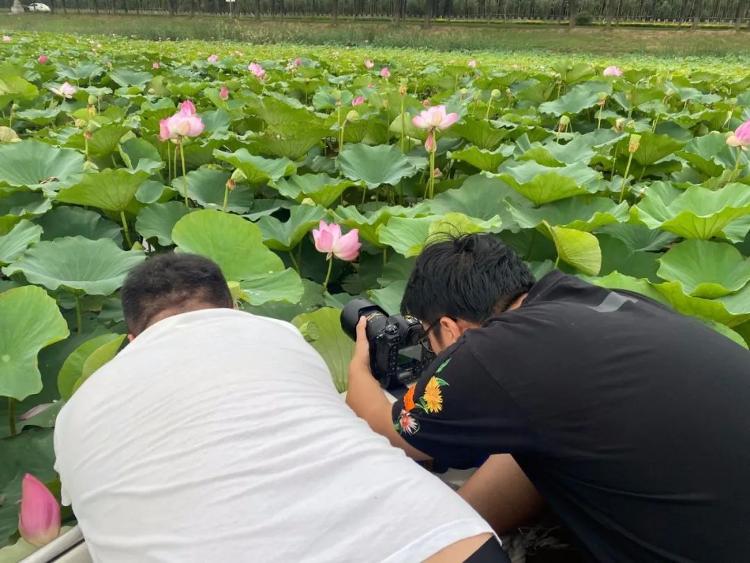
37, 54, 48, 64
380, 67, 391, 79
2, 35, 11, 43
219, 86, 229, 101
248, 62, 266, 80
313, 221, 361, 261
159, 100, 204, 141
727, 119, 750, 148
468, 59, 477, 69
352, 96, 365, 107
52, 82, 77, 99
293, 57, 302, 67
18, 474, 60, 547
364, 59, 374, 69
207, 54, 219, 63
603, 66, 623, 77
412, 105, 459, 131
152, 61, 161, 69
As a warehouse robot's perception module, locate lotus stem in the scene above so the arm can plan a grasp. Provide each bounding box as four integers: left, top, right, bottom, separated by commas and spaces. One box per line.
400, 97, 406, 153
173, 142, 178, 186
484, 99, 493, 121
120, 210, 133, 249
167, 142, 172, 181
179, 141, 188, 208
74, 295, 82, 335
322, 257, 334, 293
288, 250, 300, 273
383, 247, 388, 267
428, 149, 436, 199
222, 185, 229, 212
339, 120, 346, 153
8, 398, 16, 437
619, 152, 635, 203
84, 134, 90, 161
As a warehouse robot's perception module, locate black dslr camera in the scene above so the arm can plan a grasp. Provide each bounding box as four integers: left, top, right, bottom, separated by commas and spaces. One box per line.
341, 299, 435, 390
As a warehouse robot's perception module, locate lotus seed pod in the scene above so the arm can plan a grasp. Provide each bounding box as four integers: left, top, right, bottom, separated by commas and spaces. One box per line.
225, 178, 236, 191
491, 89, 501, 98
346, 110, 359, 122
11, 103, 19, 112
614, 118, 626, 132
87, 95, 97, 105
628, 133, 641, 153
84, 130, 93, 140
559, 115, 571, 127
74, 119, 86, 128
399, 84, 407, 96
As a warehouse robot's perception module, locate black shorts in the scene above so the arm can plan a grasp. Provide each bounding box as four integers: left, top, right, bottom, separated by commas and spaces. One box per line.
464, 537, 510, 563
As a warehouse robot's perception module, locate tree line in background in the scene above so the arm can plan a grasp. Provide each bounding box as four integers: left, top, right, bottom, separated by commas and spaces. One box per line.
5, 0, 749, 29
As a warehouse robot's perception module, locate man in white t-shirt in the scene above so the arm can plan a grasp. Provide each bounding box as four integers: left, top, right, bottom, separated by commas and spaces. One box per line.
54, 253, 508, 562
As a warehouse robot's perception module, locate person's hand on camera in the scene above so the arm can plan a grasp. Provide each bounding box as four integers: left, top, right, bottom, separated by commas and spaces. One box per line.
349, 317, 372, 378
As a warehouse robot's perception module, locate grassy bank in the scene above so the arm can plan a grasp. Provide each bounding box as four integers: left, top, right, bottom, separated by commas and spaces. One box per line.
2, 14, 750, 57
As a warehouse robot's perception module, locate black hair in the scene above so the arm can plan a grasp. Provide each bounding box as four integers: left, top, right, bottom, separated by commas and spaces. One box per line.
400, 233, 535, 325
121, 253, 233, 335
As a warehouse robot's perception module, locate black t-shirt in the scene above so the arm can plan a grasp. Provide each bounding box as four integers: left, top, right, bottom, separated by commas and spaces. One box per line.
392, 271, 750, 562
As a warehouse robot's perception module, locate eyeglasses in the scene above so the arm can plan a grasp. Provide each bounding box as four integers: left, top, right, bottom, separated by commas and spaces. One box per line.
418, 323, 437, 354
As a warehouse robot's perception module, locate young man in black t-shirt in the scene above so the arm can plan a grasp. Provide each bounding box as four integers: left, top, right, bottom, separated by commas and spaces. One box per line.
346, 234, 750, 562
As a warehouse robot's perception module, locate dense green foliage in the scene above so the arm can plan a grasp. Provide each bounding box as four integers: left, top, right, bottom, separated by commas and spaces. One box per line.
1, 32, 750, 551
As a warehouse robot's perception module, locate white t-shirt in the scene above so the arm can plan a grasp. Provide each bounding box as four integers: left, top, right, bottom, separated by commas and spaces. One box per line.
54, 309, 492, 562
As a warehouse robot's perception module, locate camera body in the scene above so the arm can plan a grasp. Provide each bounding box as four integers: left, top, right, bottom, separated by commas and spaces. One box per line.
341, 299, 434, 390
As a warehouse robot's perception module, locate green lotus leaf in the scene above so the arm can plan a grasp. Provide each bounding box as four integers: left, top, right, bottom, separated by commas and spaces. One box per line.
0, 286, 69, 401
619, 131, 684, 167
598, 235, 660, 281
172, 209, 284, 281
507, 197, 629, 232
654, 280, 750, 327
2, 236, 145, 295
450, 118, 514, 150
14, 108, 61, 126
0, 72, 38, 108
213, 148, 297, 185
258, 204, 327, 251
589, 271, 669, 305
429, 212, 502, 237
678, 132, 737, 177
0, 429, 56, 544
292, 307, 353, 392
119, 137, 163, 172
0, 220, 42, 265
239, 268, 304, 306
369, 279, 407, 317
494, 161, 601, 205
38, 206, 122, 243
518, 134, 600, 167
58, 333, 123, 400
597, 223, 677, 253
67, 124, 130, 159
337, 143, 420, 189
0, 140, 85, 191
702, 320, 748, 350
448, 145, 514, 172
377, 216, 435, 257
136, 201, 190, 246
172, 168, 253, 213
56, 168, 149, 212
334, 204, 418, 246
201, 109, 231, 138
71, 334, 127, 394
58, 61, 106, 82
657, 240, 750, 298
273, 173, 361, 207
135, 180, 168, 204
109, 68, 153, 88
631, 182, 750, 240
539, 81, 612, 116
247, 130, 324, 160
0, 189, 52, 218
543, 222, 601, 276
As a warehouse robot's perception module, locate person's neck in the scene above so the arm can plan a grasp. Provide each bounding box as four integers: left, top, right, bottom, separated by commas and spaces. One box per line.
507, 293, 528, 311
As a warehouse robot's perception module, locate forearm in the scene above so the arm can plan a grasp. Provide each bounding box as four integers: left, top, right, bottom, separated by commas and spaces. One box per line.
346, 364, 431, 461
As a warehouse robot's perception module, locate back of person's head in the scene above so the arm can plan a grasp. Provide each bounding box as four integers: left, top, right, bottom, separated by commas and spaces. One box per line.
121, 253, 233, 336
401, 233, 535, 324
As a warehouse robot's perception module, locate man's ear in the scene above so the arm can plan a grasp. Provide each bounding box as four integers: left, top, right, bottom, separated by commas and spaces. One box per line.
438, 316, 462, 346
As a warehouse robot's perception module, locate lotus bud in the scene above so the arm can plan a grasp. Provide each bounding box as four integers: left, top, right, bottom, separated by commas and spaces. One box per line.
225, 178, 236, 192
84, 130, 93, 140
346, 110, 359, 122
18, 474, 60, 547
424, 131, 437, 153
399, 83, 408, 96
597, 94, 607, 107
230, 168, 247, 183
433, 167, 443, 178
628, 133, 641, 153
422, 99, 431, 109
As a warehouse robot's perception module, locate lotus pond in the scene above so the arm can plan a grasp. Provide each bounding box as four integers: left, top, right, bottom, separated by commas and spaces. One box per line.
1, 31, 750, 553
